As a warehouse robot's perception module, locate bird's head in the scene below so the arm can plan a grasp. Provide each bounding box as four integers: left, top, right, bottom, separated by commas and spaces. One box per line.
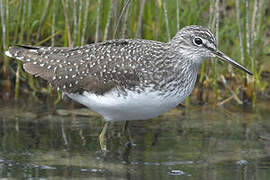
170, 25, 252, 75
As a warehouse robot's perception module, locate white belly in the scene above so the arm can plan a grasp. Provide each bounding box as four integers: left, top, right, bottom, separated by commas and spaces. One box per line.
66, 86, 191, 122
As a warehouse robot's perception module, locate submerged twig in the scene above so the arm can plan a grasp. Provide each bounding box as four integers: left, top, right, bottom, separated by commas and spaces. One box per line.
220, 75, 243, 104
217, 96, 234, 106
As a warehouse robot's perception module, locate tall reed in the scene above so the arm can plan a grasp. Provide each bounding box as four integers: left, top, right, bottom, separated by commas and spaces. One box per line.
0, 0, 10, 99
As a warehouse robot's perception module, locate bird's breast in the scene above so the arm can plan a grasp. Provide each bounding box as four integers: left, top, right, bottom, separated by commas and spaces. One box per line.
67, 76, 197, 122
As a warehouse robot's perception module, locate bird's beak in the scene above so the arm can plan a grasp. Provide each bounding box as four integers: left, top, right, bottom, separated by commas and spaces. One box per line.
214, 50, 253, 75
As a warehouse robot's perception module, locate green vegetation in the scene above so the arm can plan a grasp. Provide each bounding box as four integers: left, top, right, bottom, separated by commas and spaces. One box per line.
0, 0, 268, 106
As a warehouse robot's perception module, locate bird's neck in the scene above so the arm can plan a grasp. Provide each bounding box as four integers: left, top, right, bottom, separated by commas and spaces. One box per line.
152, 48, 198, 95
167, 41, 206, 70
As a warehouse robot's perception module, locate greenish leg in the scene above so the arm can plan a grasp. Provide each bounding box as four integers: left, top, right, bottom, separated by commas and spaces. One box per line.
123, 121, 129, 133
99, 122, 109, 151
123, 121, 132, 146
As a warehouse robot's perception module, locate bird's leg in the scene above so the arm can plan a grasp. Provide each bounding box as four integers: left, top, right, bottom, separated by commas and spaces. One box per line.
123, 121, 129, 132
122, 121, 132, 146
99, 122, 109, 151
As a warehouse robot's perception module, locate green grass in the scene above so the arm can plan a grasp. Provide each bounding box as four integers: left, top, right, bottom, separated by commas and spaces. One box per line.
0, 0, 268, 106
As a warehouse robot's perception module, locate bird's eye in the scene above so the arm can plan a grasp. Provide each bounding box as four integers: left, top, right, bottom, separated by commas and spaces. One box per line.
193, 37, 203, 46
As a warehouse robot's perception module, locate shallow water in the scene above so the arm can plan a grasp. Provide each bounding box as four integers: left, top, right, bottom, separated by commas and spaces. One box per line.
0, 98, 270, 179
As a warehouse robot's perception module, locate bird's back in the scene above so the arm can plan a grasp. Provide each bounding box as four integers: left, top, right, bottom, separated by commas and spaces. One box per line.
6, 39, 170, 95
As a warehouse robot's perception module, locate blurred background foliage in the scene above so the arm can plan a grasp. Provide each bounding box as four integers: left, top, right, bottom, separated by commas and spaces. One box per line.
0, 0, 269, 106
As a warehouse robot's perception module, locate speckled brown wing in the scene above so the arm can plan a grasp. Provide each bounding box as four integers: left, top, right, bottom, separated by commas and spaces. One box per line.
6, 40, 157, 95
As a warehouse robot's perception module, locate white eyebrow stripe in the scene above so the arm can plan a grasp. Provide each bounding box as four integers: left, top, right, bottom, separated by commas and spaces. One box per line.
207, 29, 216, 42
199, 29, 216, 42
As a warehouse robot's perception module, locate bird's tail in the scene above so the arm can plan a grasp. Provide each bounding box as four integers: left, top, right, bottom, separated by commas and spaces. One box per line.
5, 45, 54, 81
5, 45, 40, 61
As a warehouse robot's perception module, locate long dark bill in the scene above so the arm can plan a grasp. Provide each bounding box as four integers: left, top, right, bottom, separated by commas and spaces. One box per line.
214, 50, 253, 75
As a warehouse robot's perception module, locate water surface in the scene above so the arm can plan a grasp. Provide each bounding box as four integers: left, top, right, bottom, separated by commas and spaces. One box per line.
0, 98, 270, 179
